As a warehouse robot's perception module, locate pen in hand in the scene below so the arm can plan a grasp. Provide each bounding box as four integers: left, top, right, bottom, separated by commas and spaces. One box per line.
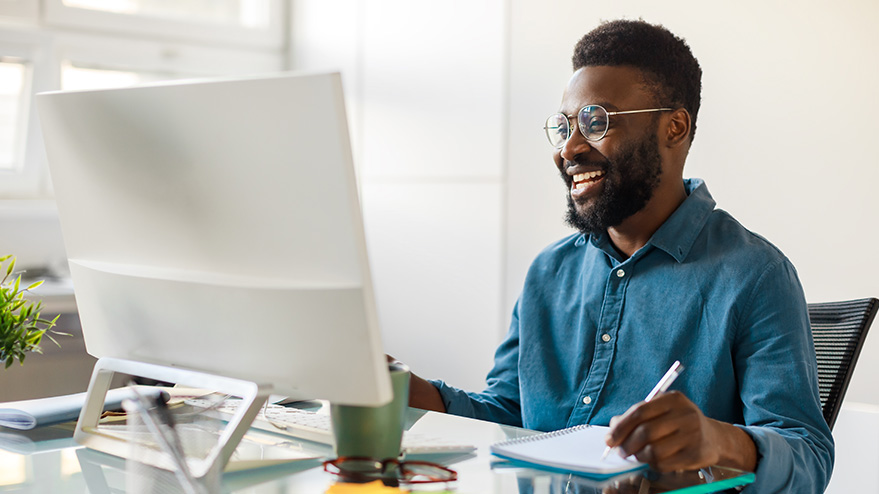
600, 360, 685, 461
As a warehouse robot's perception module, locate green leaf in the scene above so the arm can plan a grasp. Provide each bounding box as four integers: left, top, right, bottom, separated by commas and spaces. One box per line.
0, 254, 64, 367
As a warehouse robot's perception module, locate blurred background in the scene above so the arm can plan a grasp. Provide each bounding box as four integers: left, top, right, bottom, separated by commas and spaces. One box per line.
0, 1, 877, 490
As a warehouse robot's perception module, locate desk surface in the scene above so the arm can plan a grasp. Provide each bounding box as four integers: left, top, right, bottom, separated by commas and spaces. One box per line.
0, 406, 752, 493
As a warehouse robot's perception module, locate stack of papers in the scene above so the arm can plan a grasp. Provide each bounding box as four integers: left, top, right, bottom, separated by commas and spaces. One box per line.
0, 387, 167, 430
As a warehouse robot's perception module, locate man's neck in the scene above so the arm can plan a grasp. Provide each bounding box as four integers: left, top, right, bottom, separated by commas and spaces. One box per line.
606, 180, 688, 259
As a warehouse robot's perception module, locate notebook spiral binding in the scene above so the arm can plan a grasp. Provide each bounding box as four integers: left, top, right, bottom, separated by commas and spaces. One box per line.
495, 424, 592, 446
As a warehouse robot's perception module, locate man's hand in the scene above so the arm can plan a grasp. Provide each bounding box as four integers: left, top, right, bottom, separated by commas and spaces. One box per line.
386, 355, 446, 413
604, 391, 757, 472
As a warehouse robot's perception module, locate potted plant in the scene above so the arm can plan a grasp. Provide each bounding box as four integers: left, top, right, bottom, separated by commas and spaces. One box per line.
0, 255, 62, 368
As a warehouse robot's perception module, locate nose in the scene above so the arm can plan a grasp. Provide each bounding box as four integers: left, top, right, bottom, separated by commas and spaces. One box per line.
559, 125, 592, 163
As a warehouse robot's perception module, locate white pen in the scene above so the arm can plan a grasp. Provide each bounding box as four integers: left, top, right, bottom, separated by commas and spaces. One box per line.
600, 360, 685, 461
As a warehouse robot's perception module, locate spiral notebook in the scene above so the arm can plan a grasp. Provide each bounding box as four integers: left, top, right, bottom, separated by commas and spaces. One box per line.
490, 425, 646, 479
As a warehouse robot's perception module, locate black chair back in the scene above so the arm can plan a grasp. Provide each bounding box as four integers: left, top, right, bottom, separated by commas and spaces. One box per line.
808, 297, 878, 429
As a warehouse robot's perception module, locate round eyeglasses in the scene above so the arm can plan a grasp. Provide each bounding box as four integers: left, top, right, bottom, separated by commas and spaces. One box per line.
323, 457, 458, 484
544, 105, 673, 147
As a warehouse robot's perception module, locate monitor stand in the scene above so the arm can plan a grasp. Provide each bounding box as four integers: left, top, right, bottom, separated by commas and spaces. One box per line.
74, 357, 272, 479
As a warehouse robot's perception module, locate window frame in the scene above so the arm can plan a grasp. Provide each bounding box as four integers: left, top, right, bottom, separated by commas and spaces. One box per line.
0, 3, 288, 199
0, 28, 53, 198
43, 0, 286, 50
55, 31, 283, 82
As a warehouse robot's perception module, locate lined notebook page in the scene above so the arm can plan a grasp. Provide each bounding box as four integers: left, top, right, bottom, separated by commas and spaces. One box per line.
490, 425, 645, 479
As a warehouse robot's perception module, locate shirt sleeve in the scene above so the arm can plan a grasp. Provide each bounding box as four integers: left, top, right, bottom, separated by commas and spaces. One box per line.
428, 300, 524, 427
733, 258, 834, 494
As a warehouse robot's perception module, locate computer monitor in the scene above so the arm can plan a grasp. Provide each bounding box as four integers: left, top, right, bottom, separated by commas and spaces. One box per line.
36, 72, 392, 407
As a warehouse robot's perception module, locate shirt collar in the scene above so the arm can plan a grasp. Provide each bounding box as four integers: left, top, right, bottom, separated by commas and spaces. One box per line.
586, 178, 716, 263
649, 178, 715, 263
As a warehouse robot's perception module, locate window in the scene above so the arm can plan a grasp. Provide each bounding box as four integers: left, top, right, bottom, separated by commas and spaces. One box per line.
61, 61, 143, 90
0, 29, 47, 197
45, 0, 284, 49
0, 58, 30, 172
0, 2, 286, 198
61, 0, 271, 28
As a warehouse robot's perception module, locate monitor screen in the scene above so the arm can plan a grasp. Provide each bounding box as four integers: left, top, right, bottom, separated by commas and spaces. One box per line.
36, 72, 392, 406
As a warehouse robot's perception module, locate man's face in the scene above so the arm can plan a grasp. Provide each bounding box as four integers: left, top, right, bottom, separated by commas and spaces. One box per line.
553, 66, 665, 235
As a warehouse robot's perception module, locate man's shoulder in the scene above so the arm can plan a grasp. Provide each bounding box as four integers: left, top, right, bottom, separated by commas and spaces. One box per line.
519, 233, 587, 279
533, 232, 584, 261
699, 208, 790, 268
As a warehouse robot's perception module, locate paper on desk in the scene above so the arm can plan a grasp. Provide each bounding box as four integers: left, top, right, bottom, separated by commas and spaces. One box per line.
325, 480, 406, 494
0, 387, 167, 430
0, 423, 78, 455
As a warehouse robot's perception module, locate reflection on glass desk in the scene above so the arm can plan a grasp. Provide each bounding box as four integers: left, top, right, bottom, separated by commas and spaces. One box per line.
0, 404, 753, 493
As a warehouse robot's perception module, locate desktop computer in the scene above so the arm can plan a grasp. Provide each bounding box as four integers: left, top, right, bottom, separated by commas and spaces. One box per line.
37, 71, 392, 475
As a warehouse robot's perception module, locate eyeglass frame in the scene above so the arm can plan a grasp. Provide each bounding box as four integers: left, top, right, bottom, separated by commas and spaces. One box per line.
544, 105, 674, 147
322, 456, 458, 484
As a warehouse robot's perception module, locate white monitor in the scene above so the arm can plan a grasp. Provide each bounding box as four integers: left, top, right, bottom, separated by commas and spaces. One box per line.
36, 72, 391, 408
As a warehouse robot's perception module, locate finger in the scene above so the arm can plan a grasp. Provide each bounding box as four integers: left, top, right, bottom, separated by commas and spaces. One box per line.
628, 425, 692, 469
621, 398, 713, 471
647, 418, 723, 472
606, 396, 679, 447
613, 393, 701, 455
617, 410, 687, 458
605, 416, 621, 448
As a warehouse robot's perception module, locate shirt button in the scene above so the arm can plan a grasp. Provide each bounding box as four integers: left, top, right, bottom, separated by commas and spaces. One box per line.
601, 333, 611, 343
582, 396, 592, 405
616, 269, 625, 278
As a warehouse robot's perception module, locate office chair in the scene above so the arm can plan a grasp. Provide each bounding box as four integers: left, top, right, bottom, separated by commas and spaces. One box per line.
808, 297, 878, 429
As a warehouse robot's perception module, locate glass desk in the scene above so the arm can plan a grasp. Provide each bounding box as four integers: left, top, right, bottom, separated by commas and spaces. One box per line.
0, 404, 753, 493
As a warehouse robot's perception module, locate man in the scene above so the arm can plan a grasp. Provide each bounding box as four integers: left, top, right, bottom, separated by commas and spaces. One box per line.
405, 20, 833, 493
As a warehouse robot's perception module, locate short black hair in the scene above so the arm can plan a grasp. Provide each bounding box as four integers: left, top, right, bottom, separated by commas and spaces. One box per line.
572, 19, 702, 140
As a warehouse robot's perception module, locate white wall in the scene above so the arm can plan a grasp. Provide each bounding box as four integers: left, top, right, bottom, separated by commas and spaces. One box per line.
291, 3, 879, 490
290, 0, 507, 392
506, 0, 879, 407
504, 3, 879, 492
292, 0, 879, 404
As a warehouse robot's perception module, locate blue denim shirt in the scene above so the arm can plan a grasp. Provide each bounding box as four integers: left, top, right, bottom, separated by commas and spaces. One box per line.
431, 179, 833, 493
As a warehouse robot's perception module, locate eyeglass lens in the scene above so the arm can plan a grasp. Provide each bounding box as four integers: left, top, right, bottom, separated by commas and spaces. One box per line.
324, 457, 456, 483
544, 105, 610, 147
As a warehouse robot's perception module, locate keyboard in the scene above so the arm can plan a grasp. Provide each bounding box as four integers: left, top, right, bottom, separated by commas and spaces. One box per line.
185, 398, 476, 455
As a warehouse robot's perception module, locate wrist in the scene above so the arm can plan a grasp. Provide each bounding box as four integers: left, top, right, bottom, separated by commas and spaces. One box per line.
710, 419, 758, 472
409, 374, 446, 413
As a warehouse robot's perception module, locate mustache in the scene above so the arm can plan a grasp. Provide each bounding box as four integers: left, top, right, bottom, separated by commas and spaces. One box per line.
564, 158, 611, 170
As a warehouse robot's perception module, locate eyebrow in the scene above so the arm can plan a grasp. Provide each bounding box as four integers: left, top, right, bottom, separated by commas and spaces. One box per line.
560, 101, 619, 116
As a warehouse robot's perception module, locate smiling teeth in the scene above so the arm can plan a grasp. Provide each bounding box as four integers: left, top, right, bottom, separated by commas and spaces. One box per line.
574, 170, 605, 182
573, 170, 605, 189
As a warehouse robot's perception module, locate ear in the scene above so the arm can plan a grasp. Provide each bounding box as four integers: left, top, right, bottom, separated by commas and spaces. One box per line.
664, 108, 691, 148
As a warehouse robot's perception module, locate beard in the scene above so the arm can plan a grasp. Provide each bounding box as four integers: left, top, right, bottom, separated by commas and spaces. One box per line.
563, 132, 662, 235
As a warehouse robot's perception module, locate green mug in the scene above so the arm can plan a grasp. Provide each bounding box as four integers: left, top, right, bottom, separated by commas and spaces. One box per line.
330, 361, 411, 460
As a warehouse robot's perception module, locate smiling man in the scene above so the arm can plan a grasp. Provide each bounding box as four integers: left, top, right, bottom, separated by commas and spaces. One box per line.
406, 20, 833, 493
